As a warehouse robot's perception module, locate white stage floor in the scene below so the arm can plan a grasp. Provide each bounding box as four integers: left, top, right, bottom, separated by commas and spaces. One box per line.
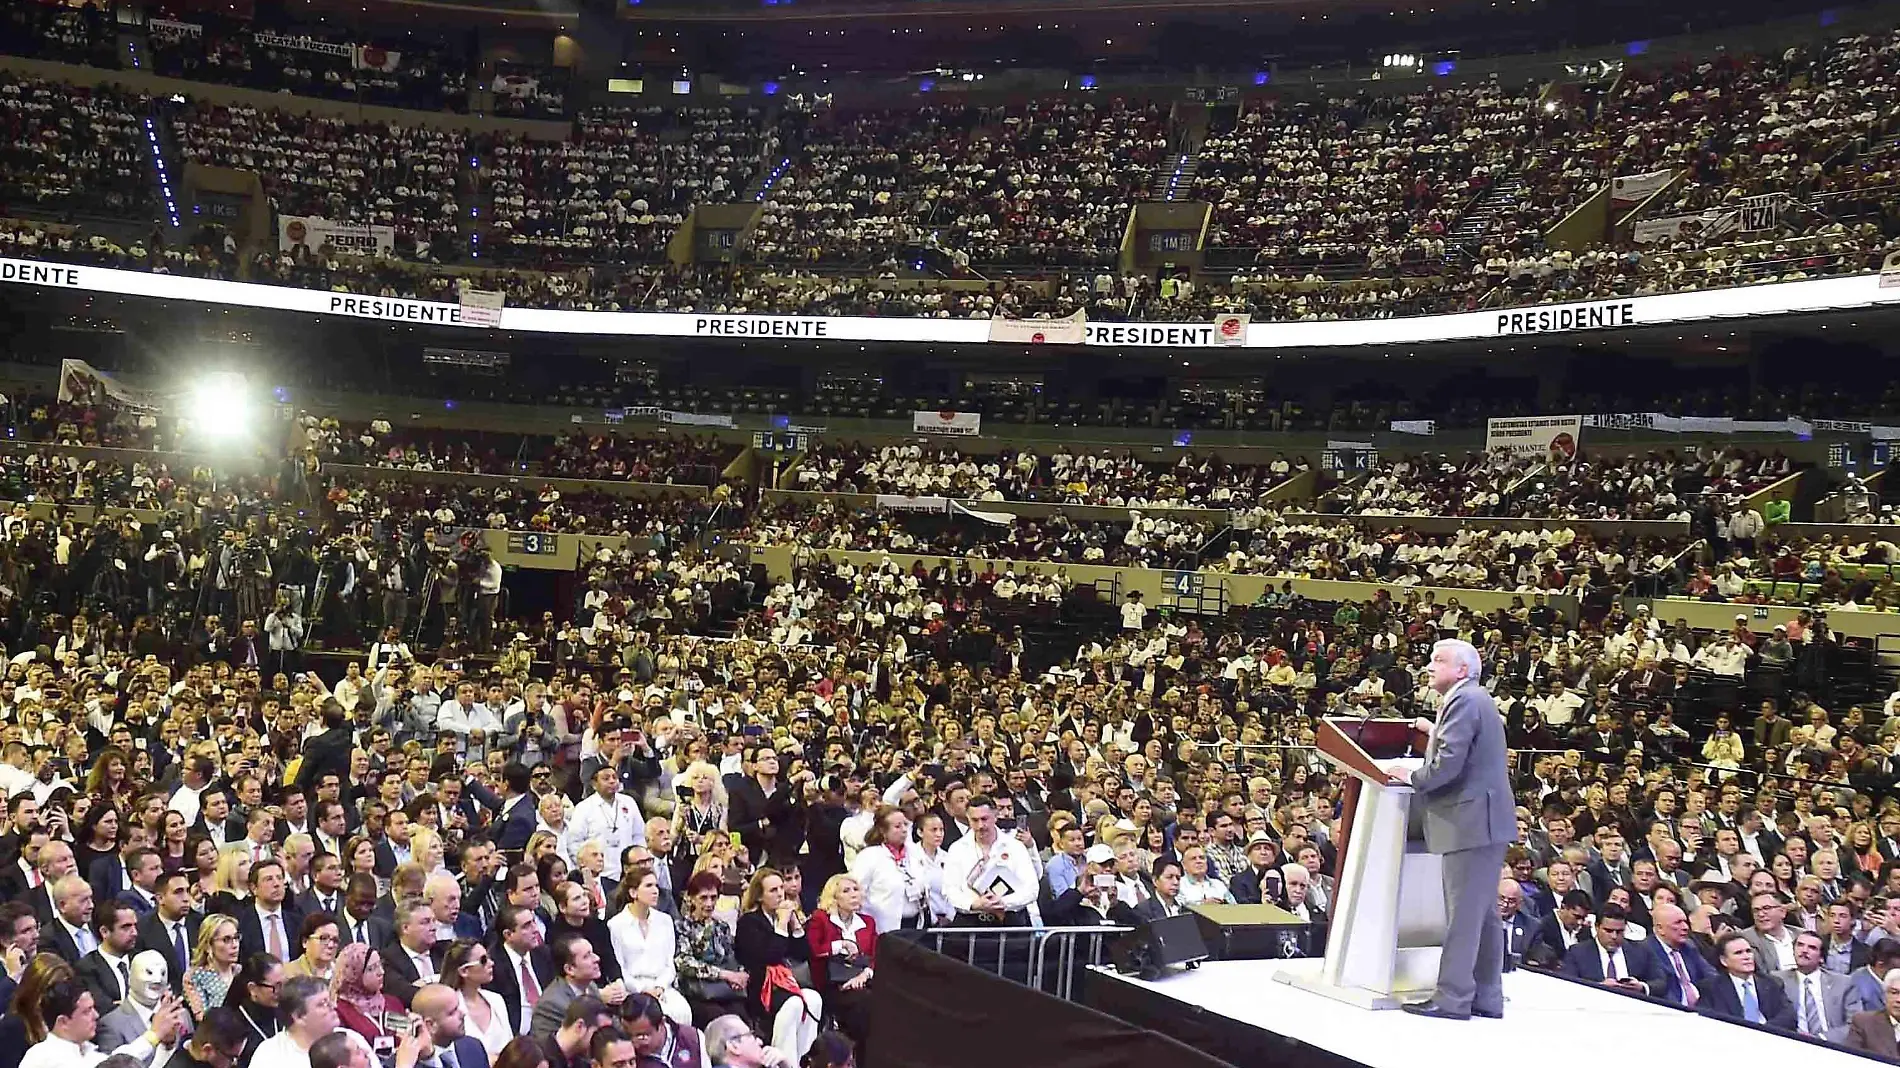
1092, 959, 1869, 1065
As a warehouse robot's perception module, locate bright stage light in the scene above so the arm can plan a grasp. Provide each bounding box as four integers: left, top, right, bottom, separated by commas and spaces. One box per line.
187, 372, 253, 442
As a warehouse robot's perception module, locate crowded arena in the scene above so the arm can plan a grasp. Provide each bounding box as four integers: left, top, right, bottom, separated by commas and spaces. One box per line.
0, 0, 1895, 1066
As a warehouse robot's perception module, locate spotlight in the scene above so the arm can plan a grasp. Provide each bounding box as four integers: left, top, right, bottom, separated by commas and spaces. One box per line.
187, 372, 252, 442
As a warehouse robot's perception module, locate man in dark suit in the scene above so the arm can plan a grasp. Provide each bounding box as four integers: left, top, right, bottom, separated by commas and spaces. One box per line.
1650, 903, 1720, 1009
414, 982, 490, 1068
43, 873, 92, 961
336, 874, 394, 950
295, 704, 355, 792
1557, 902, 1668, 997
191, 788, 245, 850
76, 900, 142, 1012
1700, 931, 1798, 1030
296, 853, 348, 920
115, 849, 164, 918
1387, 640, 1516, 1022
490, 905, 555, 1037
491, 764, 539, 854
1497, 878, 1537, 965
136, 871, 200, 994
235, 860, 304, 962
382, 900, 446, 1008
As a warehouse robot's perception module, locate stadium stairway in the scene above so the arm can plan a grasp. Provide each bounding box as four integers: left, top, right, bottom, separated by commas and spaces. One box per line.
1149, 153, 1200, 201
1445, 174, 1527, 254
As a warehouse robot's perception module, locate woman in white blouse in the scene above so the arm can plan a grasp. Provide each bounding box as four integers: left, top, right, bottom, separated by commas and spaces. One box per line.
442, 939, 513, 1061
848, 807, 926, 935
606, 865, 693, 1026
1177, 845, 1235, 907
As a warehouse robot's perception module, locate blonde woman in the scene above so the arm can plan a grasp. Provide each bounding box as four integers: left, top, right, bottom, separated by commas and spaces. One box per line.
410, 826, 449, 879
672, 762, 729, 886
209, 845, 255, 917
183, 914, 243, 1022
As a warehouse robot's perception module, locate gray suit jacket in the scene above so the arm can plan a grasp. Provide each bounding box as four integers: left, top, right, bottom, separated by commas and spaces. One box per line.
95, 1001, 184, 1058
1408, 682, 1516, 855
1779, 966, 1869, 1042
529, 978, 598, 1041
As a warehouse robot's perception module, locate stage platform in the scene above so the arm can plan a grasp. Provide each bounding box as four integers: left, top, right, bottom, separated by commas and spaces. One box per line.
1084, 958, 1876, 1067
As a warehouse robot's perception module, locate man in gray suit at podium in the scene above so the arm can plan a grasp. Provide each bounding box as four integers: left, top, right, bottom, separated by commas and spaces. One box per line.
1386, 638, 1517, 1021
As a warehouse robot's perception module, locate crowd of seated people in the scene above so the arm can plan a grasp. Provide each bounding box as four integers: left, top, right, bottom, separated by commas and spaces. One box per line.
1195, 81, 1554, 272
1321, 449, 1793, 518
303, 419, 739, 488
146, 18, 470, 113
172, 102, 464, 259
0, 376, 1896, 1064
790, 442, 1305, 508
486, 107, 766, 267
0, 74, 150, 219
0, 0, 116, 69
749, 98, 1165, 269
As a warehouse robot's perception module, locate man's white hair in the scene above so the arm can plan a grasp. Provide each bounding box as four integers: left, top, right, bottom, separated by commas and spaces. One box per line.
1433, 638, 1482, 683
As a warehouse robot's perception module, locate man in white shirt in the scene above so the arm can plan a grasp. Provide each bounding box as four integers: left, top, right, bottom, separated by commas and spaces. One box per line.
166, 755, 218, 832
20, 976, 183, 1068
567, 767, 643, 883
249, 976, 341, 1068
940, 795, 1039, 925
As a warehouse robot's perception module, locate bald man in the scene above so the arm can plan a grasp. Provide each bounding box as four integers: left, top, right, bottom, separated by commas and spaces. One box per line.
1650, 903, 1719, 1008
413, 983, 485, 1068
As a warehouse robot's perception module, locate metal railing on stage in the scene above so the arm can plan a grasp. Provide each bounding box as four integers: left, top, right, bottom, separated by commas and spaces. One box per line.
905, 925, 1131, 1001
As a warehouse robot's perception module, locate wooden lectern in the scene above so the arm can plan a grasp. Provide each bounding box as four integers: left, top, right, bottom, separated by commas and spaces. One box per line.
1275, 717, 1449, 1009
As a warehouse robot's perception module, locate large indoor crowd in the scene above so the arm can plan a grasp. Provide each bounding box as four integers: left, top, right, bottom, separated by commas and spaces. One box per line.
0, 383, 1884, 1068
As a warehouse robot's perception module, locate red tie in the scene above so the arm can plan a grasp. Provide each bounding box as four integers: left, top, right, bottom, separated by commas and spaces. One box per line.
520, 956, 540, 1007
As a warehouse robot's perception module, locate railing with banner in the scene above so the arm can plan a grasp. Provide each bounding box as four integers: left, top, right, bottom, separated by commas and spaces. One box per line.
0, 255, 1896, 349
899, 926, 1130, 1001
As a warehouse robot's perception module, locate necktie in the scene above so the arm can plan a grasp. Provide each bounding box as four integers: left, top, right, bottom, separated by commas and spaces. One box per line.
1741, 979, 1763, 1024
77, 927, 96, 955
117, 959, 130, 998
1669, 947, 1698, 1007
1607, 951, 1620, 980
173, 923, 189, 973
267, 913, 286, 959
520, 956, 540, 1008
1803, 978, 1824, 1035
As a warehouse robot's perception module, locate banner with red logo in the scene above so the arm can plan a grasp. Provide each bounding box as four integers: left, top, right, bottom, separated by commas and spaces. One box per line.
1213, 313, 1249, 346
354, 45, 402, 72
986, 309, 1086, 345
912, 411, 982, 437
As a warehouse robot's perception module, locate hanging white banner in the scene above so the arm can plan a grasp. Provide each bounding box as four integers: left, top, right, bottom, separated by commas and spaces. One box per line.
1486, 414, 1582, 459
253, 32, 355, 59
58, 359, 166, 414
1610, 169, 1675, 205
278, 216, 396, 256
913, 411, 981, 437
875, 495, 949, 513
987, 309, 1086, 345
1631, 209, 1740, 245
458, 288, 505, 328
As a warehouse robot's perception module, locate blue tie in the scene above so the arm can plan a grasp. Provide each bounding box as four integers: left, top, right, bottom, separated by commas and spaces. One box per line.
1741, 978, 1763, 1024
